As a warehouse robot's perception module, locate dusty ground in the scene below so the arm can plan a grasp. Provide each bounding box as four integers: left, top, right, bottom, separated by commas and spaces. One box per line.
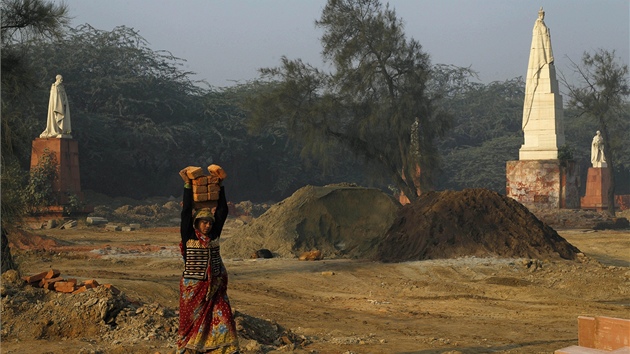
2, 219, 629, 354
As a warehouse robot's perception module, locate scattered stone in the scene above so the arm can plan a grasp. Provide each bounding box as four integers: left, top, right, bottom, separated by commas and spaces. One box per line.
251, 249, 273, 259
299, 250, 323, 261
105, 224, 121, 231
60, 220, 77, 229
44, 219, 58, 229
86, 216, 108, 225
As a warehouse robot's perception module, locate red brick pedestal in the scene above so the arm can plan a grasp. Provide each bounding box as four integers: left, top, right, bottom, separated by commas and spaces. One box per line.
30, 138, 92, 216
580, 167, 610, 211
506, 160, 580, 209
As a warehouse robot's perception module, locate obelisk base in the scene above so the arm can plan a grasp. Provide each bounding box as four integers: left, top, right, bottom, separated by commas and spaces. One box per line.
506, 160, 579, 210
580, 167, 610, 211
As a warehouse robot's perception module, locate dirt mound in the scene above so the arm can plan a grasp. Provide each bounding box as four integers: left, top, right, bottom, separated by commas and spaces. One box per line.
7, 229, 69, 250
0, 269, 305, 353
375, 189, 581, 262
222, 185, 400, 259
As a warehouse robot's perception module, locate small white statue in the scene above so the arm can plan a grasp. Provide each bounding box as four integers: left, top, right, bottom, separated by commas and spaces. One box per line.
590, 130, 607, 168
40, 74, 72, 138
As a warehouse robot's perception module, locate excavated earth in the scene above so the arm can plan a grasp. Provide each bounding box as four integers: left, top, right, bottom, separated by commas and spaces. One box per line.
376, 189, 581, 262
2, 185, 629, 354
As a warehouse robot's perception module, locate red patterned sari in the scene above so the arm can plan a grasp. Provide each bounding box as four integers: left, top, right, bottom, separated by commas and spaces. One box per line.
177, 186, 239, 353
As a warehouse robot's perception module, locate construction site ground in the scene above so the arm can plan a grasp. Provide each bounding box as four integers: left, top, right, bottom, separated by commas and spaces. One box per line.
3, 220, 628, 354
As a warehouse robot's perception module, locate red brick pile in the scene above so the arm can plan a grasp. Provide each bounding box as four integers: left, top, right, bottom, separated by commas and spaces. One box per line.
22, 269, 119, 295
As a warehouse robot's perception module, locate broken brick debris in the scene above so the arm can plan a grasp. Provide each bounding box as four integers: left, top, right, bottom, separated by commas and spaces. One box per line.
22, 269, 118, 295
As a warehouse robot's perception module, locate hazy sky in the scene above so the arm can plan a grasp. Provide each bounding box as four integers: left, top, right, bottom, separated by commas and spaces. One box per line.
58, 0, 629, 88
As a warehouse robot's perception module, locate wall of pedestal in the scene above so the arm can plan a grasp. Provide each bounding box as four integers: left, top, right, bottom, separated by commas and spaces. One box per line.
580, 167, 610, 211
30, 138, 82, 205
506, 160, 579, 209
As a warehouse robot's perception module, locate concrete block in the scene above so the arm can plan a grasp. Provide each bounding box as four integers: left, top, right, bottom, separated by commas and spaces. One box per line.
555, 346, 608, 354
105, 224, 121, 231
86, 216, 108, 225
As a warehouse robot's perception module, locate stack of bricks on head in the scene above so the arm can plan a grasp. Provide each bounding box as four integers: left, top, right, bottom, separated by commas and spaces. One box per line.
22, 269, 119, 295
186, 164, 226, 211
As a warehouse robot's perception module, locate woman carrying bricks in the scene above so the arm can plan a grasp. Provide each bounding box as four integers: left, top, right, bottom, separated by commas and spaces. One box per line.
176, 165, 240, 354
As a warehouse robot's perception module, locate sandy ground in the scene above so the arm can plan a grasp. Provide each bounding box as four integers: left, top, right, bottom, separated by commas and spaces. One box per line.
2, 221, 629, 354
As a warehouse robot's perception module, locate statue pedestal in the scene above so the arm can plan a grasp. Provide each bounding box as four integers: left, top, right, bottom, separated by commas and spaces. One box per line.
580, 167, 610, 211
506, 160, 580, 209
30, 138, 91, 215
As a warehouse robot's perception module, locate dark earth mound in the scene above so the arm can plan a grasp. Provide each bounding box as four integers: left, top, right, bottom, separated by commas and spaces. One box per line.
376, 189, 581, 262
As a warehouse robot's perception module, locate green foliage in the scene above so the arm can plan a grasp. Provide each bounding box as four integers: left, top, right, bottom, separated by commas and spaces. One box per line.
1, 0, 69, 44
22, 24, 209, 198
435, 75, 525, 192
1, 158, 28, 231
1, 0, 71, 165
557, 144, 574, 161
23, 148, 58, 212
1, 0, 70, 246
440, 135, 521, 192
562, 49, 630, 213
246, 0, 450, 201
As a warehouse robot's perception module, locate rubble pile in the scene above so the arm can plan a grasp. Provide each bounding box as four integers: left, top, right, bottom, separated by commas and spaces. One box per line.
1, 269, 308, 351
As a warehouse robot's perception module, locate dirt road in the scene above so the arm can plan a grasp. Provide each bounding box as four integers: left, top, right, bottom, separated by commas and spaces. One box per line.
2, 222, 629, 354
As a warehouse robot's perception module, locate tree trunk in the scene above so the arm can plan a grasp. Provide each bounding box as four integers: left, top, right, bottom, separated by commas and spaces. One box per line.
1, 228, 16, 273
600, 124, 616, 217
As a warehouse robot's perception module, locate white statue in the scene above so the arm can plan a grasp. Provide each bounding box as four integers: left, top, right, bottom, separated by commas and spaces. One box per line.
591, 130, 607, 168
40, 74, 72, 138
528, 7, 554, 83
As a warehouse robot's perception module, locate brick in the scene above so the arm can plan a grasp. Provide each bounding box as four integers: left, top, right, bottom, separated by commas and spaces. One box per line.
193, 184, 208, 194
83, 279, 100, 288
193, 192, 209, 202
72, 286, 87, 294
39, 276, 64, 288
207, 165, 227, 179
66, 278, 77, 285
593, 316, 630, 350
54, 281, 75, 293
45, 269, 61, 279
578, 316, 596, 348
103, 284, 120, 295
185, 167, 204, 179
194, 200, 218, 210
192, 176, 208, 186
22, 271, 48, 284
554, 345, 609, 354
208, 190, 220, 201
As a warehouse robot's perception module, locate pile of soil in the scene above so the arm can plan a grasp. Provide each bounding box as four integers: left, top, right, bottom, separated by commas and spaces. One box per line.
376, 189, 581, 262
221, 184, 400, 259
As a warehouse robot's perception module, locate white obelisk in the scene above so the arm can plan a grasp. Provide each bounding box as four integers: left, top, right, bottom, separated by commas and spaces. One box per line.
519, 7, 565, 160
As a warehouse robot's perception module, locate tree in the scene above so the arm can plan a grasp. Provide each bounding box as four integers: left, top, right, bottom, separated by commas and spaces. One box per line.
25, 24, 208, 198
435, 76, 525, 192
561, 49, 630, 215
1, 0, 70, 273
246, 0, 450, 202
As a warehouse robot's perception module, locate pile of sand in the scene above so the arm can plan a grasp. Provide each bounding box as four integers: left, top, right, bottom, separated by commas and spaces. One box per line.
221, 185, 400, 259
375, 189, 581, 262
